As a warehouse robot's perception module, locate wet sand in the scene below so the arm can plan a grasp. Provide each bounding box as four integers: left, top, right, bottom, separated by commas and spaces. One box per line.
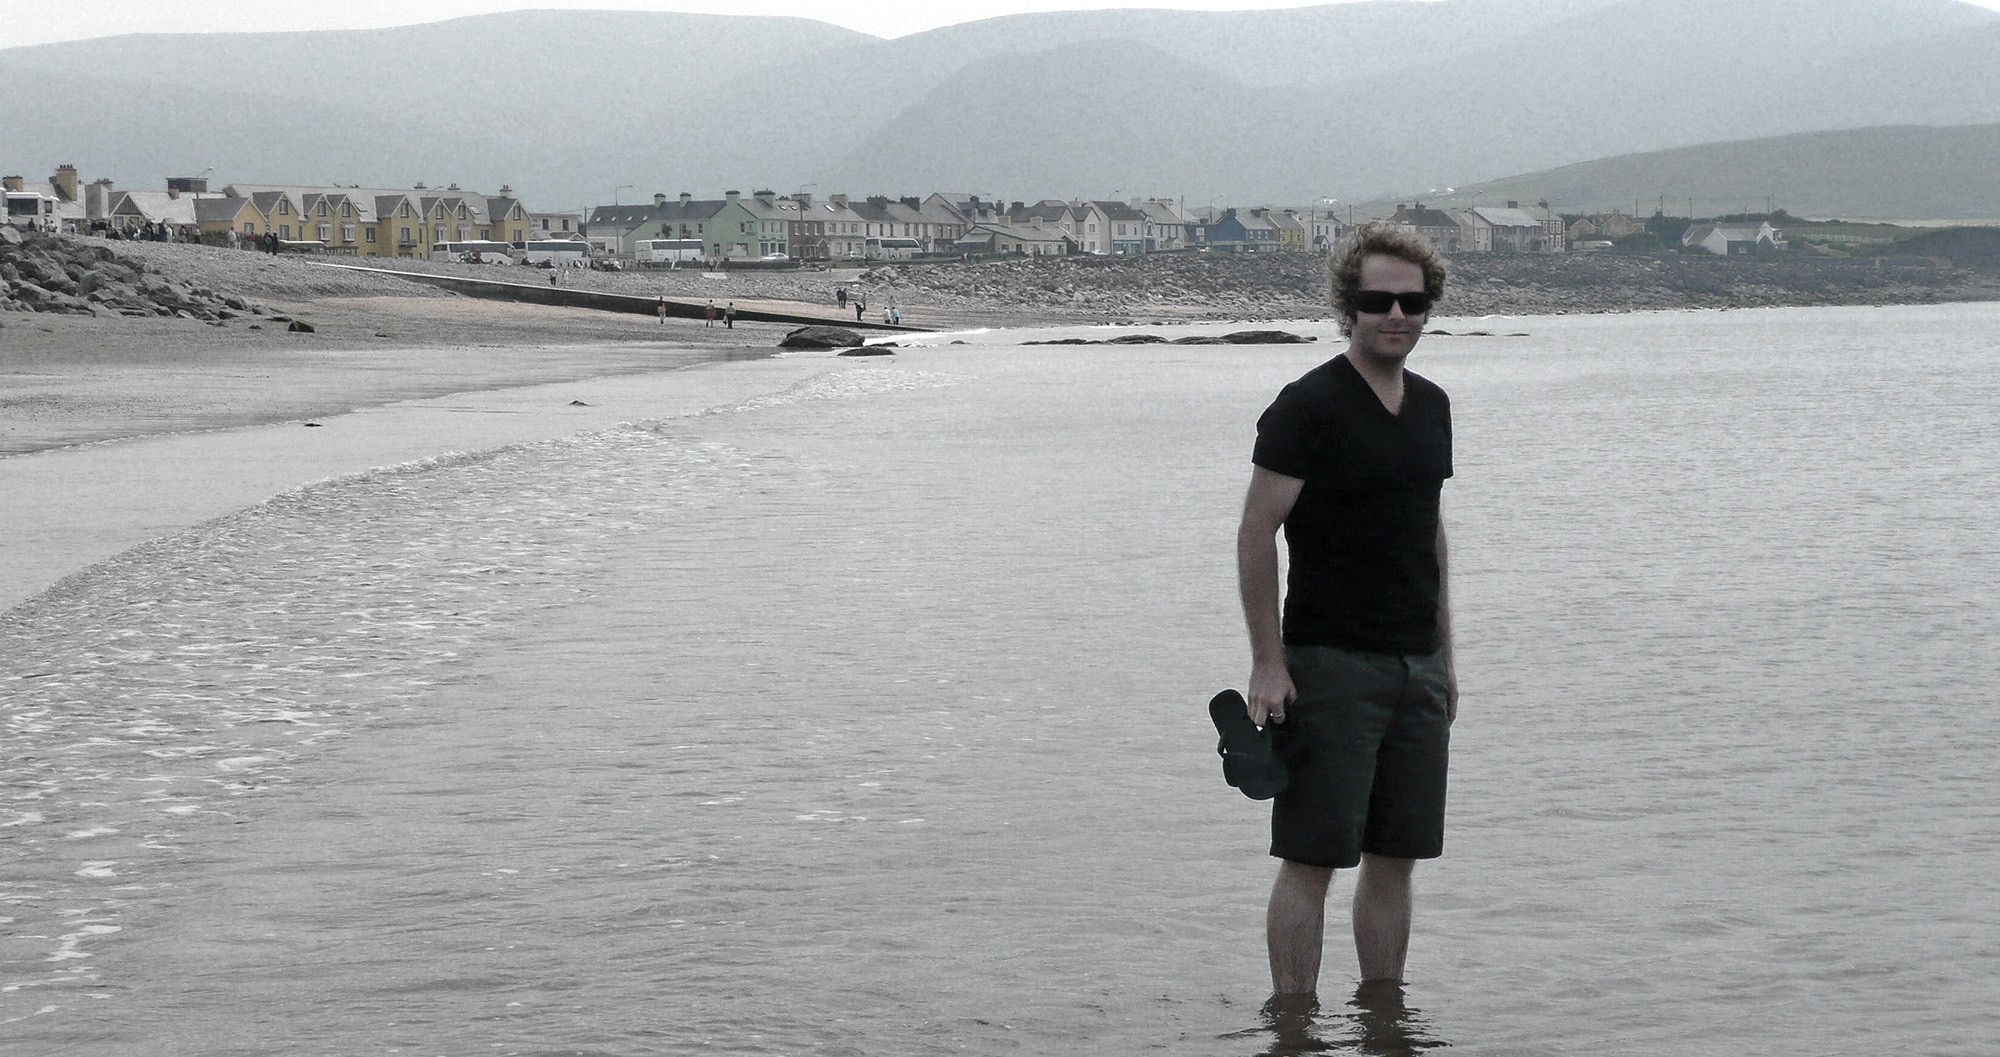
0, 287, 880, 611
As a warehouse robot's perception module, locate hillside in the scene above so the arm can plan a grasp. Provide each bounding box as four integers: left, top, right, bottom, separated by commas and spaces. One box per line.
1361, 124, 2000, 221
2, 0, 1998, 210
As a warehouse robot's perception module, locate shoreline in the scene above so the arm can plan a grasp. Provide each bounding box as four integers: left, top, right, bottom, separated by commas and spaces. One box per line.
0, 352, 852, 613
7, 231, 1997, 613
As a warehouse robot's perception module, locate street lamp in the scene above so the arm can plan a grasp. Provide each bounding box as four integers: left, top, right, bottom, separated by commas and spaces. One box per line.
794, 182, 817, 260
613, 184, 634, 205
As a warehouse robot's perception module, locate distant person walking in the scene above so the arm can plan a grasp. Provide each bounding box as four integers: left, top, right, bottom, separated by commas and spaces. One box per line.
657, 296, 669, 324
724, 302, 736, 329
838, 287, 848, 309
705, 300, 716, 328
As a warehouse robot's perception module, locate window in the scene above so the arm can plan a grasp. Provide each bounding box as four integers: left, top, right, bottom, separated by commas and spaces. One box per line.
280, 223, 291, 238
317, 202, 328, 217
365, 227, 376, 243
317, 223, 331, 241
435, 225, 445, 241
479, 228, 489, 239
400, 226, 411, 242
342, 224, 355, 242
400, 203, 411, 217
243, 222, 256, 235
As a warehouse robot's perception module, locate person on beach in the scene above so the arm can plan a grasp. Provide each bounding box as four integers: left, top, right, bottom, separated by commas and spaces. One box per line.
705, 300, 716, 327
725, 302, 736, 329
1237, 222, 1456, 998
657, 296, 669, 325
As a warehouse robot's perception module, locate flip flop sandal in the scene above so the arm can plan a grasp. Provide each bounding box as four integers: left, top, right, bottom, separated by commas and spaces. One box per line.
1209, 688, 1288, 800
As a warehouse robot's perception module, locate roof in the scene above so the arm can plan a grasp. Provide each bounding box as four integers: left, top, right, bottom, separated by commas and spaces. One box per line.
110, 190, 197, 224
1089, 200, 1148, 221
194, 197, 254, 222
1009, 200, 1076, 225
1470, 206, 1541, 229
966, 223, 1072, 245
1394, 204, 1457, 228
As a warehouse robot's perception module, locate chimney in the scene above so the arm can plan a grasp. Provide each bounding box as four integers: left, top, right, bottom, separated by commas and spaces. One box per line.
900, 196, 919, 210
447, 182, 460, 191
795, 192, 813, 209
0, 176, 21, 192
86, 179, 115, 218
753, 189, 776, 204
53, 164, 79, 201
725, 190, 741, 202
679, 192, 692, 206
1507, 200, 1519, 209
829, 194, 849, 207
655, 193, 667, 207
167, 185, 180, 199
498, 184, 512, 196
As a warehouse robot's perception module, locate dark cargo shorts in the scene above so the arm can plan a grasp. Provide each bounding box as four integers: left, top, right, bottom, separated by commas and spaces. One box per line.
1270, 645, 1451, 870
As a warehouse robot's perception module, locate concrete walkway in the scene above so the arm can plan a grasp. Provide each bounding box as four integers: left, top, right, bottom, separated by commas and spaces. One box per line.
312, 262, 930, 332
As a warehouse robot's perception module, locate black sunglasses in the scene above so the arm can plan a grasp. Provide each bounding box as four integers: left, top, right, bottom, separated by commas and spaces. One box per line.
1350, 289, 1433, 315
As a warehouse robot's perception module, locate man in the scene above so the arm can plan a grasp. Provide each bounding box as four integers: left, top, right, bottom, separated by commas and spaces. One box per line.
1237, 223, 1457, 996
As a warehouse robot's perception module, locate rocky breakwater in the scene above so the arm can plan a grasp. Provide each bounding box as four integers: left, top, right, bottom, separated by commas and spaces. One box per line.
861, 253, 1330, 322
866, 247, 2000, 321
0, 228, 264, 322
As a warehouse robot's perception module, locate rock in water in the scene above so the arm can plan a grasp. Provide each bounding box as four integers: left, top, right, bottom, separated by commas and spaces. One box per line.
779, 325, 865, 349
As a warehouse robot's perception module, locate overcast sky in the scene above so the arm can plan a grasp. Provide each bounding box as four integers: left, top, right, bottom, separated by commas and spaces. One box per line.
11, 0, 2000, 48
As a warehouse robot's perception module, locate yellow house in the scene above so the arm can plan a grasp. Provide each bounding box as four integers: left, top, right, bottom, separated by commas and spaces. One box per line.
218, 182, 537, 258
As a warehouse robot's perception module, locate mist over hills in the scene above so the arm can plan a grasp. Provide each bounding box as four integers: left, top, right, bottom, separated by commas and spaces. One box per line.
3, 0, 1997, 217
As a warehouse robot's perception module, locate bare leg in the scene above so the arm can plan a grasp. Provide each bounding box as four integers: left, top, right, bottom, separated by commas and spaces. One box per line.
1351, 854, 1414, 982
1267, 859, 1333, 995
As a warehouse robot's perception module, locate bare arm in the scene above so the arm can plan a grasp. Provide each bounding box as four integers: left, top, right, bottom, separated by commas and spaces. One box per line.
1437, 518, 1457, 724
1238, 466, 1305, 725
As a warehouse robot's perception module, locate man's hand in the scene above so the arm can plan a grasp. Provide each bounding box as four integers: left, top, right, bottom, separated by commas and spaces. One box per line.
1248, 661, 1296, 727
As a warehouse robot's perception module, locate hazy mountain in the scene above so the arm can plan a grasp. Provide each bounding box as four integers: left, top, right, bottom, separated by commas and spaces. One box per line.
1358, 123, 2000, 220
3, 0, 1997, 214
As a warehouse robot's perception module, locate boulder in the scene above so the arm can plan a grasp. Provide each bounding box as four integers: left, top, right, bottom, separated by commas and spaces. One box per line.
837, 345, 895, 356
1216, 329, 1314, 344
779, 325, 864, 349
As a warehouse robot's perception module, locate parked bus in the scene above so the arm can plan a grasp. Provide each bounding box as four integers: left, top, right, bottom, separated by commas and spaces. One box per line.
430, 239, 515, 263
635, 238, 705, 267
513, 238, 591, 267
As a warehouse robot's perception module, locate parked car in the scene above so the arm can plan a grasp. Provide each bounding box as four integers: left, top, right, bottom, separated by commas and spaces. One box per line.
760, 252, 791, 262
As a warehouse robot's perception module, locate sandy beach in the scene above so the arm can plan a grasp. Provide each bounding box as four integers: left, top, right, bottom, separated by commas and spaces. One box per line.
1, 239, 910, 611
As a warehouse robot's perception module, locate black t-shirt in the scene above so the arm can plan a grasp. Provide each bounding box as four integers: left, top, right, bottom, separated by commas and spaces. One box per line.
1253, 355, 1452, 654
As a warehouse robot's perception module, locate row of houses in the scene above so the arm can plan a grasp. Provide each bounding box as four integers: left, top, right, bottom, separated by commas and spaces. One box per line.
582, 192, 1211, 262
1, 165, 578, 254
7, 164, 1783, 261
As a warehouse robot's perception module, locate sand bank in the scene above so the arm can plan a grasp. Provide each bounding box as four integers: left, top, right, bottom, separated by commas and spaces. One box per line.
0, 350, 850, 612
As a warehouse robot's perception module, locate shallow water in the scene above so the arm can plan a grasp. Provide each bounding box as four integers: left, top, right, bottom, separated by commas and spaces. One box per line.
4, 304, 1998, 1055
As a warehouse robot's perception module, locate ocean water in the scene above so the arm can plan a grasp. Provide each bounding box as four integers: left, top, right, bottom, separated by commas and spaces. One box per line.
3, 303, 1998, 1056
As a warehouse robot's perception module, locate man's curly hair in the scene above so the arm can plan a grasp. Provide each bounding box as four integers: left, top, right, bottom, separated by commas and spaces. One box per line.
1328, 223, 1449, 336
